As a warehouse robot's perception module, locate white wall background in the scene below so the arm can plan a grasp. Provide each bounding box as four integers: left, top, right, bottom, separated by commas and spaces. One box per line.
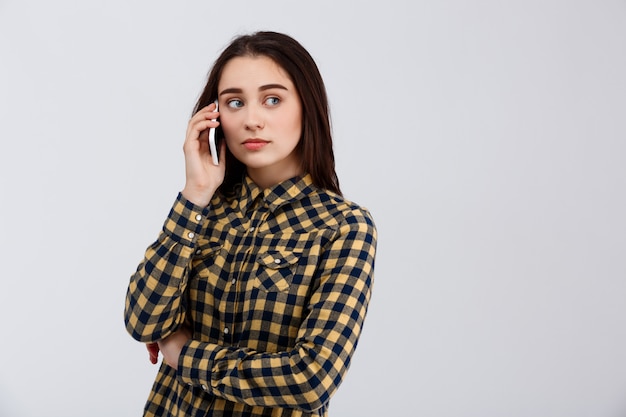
1, 1, 625, 416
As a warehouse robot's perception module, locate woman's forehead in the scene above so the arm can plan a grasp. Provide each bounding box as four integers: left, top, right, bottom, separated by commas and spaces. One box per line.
218, 55, 293, 92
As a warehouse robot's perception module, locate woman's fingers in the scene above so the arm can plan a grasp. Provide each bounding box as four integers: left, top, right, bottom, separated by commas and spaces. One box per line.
185, 118, 220, 145
185, 104, 220, 141
146, 342, 160, 365
181, 102, 225, 206
183, 109, 220, 160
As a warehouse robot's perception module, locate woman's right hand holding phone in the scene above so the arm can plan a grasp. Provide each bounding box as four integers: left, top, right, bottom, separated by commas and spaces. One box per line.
181, 102, 225, 207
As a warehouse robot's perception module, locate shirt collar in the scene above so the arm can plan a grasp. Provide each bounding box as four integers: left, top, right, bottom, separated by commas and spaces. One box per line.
240, 173, 316, 214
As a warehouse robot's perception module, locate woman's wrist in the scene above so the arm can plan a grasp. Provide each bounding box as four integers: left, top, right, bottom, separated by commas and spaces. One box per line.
181, 185, 215, 207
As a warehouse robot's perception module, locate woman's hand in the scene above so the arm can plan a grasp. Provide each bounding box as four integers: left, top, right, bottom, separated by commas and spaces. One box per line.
154, 327, 193, 370
181, 102, 226, 207
146, 342, 160, 364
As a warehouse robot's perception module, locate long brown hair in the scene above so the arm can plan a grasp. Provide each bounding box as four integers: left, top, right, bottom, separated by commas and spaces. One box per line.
193, 31, 341, 197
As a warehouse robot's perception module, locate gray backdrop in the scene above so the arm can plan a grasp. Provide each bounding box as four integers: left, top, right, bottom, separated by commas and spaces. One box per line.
1, 1, 625, 416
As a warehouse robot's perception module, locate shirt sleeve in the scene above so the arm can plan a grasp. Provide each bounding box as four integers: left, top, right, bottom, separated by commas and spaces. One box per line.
177, 208, 377, 413
124, 193, 210, 343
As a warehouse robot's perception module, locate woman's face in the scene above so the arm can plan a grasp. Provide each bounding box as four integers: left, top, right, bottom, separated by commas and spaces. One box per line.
218, 55, 303, 188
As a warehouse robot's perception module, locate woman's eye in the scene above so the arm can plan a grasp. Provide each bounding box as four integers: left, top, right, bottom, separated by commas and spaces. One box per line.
227, 99, 243, 108
265, 97, 280, 106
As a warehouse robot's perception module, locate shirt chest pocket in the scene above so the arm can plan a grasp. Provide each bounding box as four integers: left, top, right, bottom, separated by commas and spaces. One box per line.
253, 251, 300, 293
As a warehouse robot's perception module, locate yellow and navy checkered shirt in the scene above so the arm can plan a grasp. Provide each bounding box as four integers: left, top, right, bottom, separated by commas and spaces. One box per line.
125, 174, 377, 416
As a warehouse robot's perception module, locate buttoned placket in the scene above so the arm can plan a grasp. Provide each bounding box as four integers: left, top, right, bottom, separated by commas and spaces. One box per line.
222, 197, 271, 343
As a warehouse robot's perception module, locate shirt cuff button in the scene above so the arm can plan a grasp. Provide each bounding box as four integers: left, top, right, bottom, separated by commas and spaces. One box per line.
195, 214, 202, 221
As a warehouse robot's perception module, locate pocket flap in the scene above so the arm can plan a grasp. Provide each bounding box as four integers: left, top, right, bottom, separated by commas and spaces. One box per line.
256, 251, 299, 269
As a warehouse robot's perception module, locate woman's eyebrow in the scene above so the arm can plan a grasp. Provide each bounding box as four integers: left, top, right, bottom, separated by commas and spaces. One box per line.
259, 83, 288, 92
219, 87, 242, 96
219, 84, 288, 96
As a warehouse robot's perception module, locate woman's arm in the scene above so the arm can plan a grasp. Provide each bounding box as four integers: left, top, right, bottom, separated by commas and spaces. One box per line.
124, 194, 210, 343
125, 102, 223, 342
175, 208, 377, 413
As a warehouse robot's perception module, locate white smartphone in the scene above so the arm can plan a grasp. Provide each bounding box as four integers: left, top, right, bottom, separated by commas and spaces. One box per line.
208, 100, 219, 165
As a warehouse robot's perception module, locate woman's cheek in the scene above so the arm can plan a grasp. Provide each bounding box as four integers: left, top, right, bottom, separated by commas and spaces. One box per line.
220, 114, 238, 137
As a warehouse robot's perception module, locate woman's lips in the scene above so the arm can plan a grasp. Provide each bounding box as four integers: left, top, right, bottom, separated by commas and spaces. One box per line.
243, 139, 269, 151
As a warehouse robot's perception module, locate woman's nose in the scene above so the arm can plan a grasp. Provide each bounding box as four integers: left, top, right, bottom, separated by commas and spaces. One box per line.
244, 105, 265, 130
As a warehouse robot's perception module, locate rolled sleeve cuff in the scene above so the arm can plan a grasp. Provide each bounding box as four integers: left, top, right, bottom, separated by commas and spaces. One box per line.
178, 340, 220, 390
162, 193, 211, 246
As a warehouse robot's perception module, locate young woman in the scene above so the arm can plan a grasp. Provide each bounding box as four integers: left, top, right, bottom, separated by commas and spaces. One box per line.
124, 31, 377, 417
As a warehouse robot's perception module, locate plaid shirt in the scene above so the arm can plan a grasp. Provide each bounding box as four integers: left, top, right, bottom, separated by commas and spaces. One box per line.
125, 174, 377, 417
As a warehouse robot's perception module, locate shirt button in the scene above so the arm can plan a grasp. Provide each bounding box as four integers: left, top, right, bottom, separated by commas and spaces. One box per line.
202, 384, 208, 390
249, 226, 255, 232
231, 279, 236, 285
195, 249, 201, 255
188, 232, 195, 239
274, 258, 281, 264
223, 327, 229, 334
195, 214, 202, 221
